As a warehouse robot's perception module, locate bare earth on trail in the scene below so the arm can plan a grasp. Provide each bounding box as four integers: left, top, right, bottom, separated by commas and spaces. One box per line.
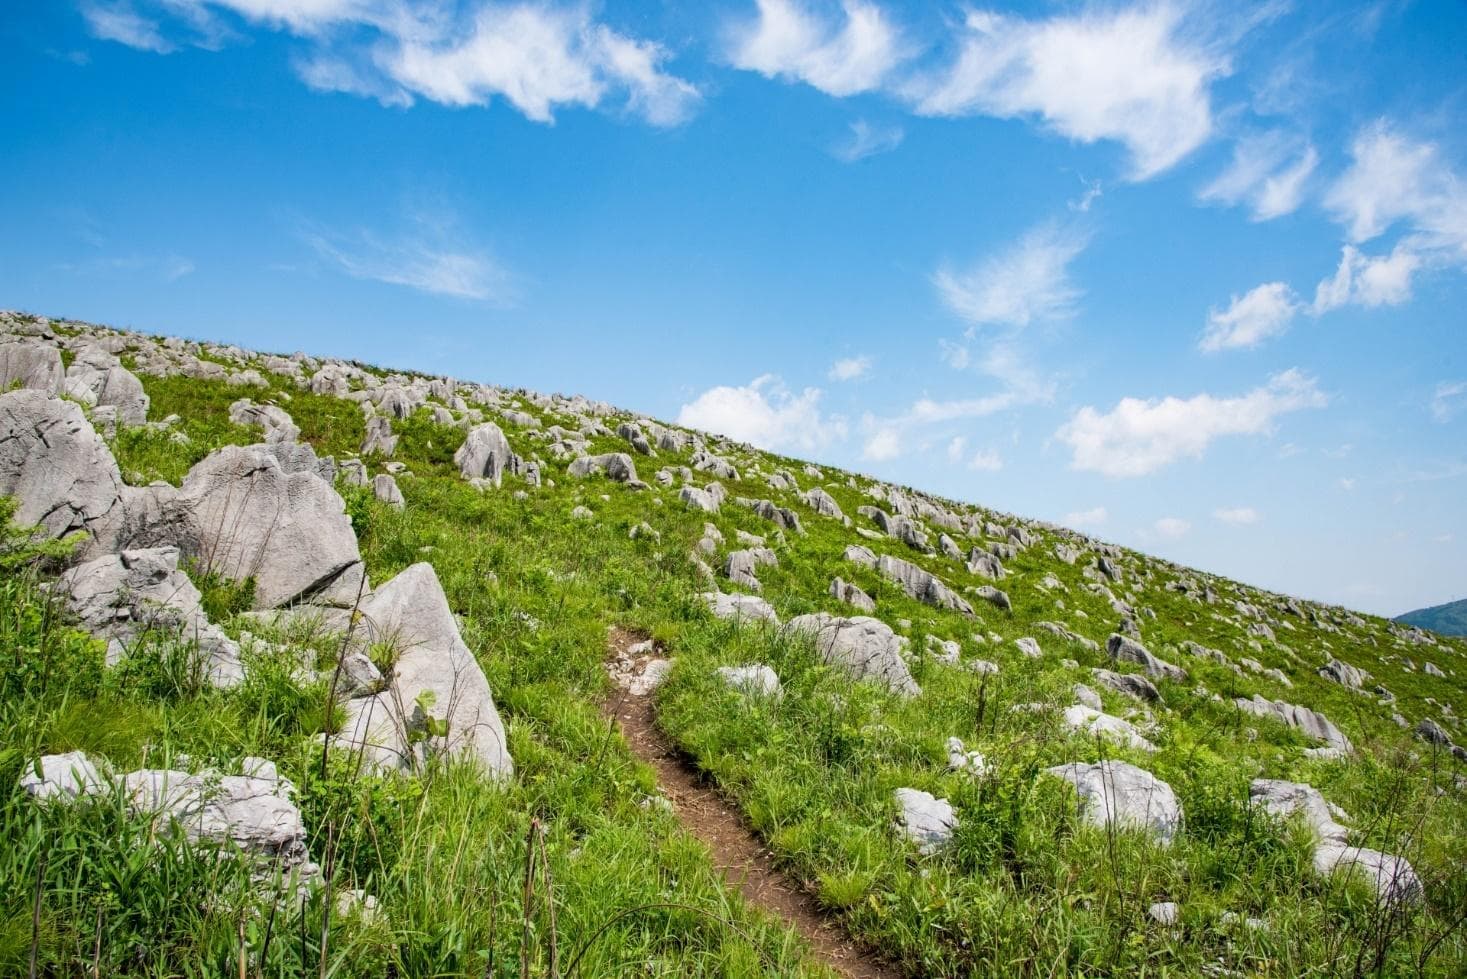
605, 627, 903, 979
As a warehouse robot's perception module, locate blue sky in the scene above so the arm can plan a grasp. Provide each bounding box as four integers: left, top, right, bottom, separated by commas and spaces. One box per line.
2, 1, 1464, 616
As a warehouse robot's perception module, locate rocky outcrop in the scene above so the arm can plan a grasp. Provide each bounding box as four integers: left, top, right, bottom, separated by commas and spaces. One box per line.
786, 613, 919, 696
702, 591, 779, 624
59, 546, 243, 686
829, 577, 876, 612
455, 422, 515, 485
876, 554, 975, 616
1107, 634, 1187, 683
0, 390, 129, 557
716, 664, 783, 699
1047, 760, 1181, 844
0, 338, 64, 394
333, 564, 512, 777
160, 444, 365, 609
1234, 695, 1353, 756
893, 788, 956, 855
1061, 706, 1157, 752
568, 452, 640, 484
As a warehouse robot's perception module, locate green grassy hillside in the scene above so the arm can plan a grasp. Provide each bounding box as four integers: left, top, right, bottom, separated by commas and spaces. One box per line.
2, 310, 1464, 977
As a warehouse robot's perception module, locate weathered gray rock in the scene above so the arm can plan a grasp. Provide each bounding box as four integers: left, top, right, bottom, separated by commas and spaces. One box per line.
1234, 695, 1353, 755
361, 415, 397, 456
1416, 718, 1453, 747
725, 547, 777, 591
844, 543, 877, 568
0, 390, 128, 557
65, 348, 149, 425
800, 486, 844, 520
568, 452, 639, 483
742, 498, 804, 534
0, 338, 64, 394
1046, 760, 1181, 844
334, 563, 512, 777
1248, 779, 1349, 844
786, 613, 920, 696
1014, 636, 1042, 659
716, 664, 783, 699
229, 399, 298, 443
680, 485, 720, 514
1092, 668, 1161, 703
373, 473, 405, 509
1061, 705, 1156, 752
18, 750, 107, 801
60, 546, 244, 686
945, 736, 991, 777
1312, 843, 1422, 907
1148, 902, 1180, 926
1107, 634, 1187, 683
1318, 658, 1367, 689
877, 554, 974, 616
1424, 662, 1446, 678
162, 444, 366, 609
455, 422, 515, 485
829, 577, 876, 612
338, 458, 368, 487
893, 788, 956, 854
966, 548, 1005, 580
701, 591, 779, 624
971, 585, 1011, 612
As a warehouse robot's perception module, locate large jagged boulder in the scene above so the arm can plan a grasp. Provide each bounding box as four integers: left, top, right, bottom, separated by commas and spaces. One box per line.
786, 613, 920, 696
59, 546, 243, 686
1318, 658, 1367, 689
725, 547, 777, 591
455, 421, 515, 485
877, 554, 975, 616
800, 486, 844, 520
0, 338, 64, 393
333, 563, 512, 778
568, 452, 640, 483
1235, 695, 1353, 755
893, 788, 956, 855
21, 753, 317, 881
1249, 779, 1349, 844
1107, 634, 1188, 682
701, 591, 779, 624
64, 346, 149, 425
1313, 844, 1423, 907
0, 390, 128, 557
1047, 760, 1182, 844
162, 444, 365, 609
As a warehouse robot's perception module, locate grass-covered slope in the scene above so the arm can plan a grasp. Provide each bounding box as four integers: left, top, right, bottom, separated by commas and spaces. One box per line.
3, 310, 1466, 977
1397, 598, 1467, 638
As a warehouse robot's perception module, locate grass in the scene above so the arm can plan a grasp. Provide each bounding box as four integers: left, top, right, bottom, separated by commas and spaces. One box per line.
2, 319, 1465, 976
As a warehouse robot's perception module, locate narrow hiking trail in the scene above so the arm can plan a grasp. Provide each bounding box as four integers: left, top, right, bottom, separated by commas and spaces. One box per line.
605, 628, 903, 979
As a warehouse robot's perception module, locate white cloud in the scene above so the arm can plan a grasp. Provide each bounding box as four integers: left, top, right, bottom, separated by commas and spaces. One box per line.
935, 222, 1086, 328
1431, 381, 1466, 423
1212, 506, 1259, 525
1324, 120, 1467, 257
938, 338, 970, 369
945, 436, 966, 463
861, 425, 901, 461
1338, 476, 1356, 491
1055, 368, 1328, 477
726, 0, 904, 97
302, 215, 510, 301
678, 374, 848, 454
88, 1, 700, 127
1200, 281, 1299, 351
828, 354, 872, 381
1154, 516, 1191, 538
967, 448, 1003, 471
831, 119, 904, 162
1310, 243, 1420, 313
1199, 132, 1317, 220
1064, 506, 1107, 528
911, 5, 1226, 178
82, 1, 175, 52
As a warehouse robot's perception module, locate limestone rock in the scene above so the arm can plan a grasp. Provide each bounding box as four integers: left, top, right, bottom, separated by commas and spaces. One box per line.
893, 788, 956, 855
455, 422, 515, 485
716, 664, 783, 700
1046, 760, 1181, 844
701, 591, 779, 624
1061, 705, 1157, 752
786, 613, 920, 696
877, 554, 974, 616
1107, 634, 1187, 683
829, 577, 876, 612
0, 338, 64, 394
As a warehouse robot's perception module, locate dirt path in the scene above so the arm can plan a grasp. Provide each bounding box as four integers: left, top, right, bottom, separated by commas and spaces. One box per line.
605, 628, 903, 979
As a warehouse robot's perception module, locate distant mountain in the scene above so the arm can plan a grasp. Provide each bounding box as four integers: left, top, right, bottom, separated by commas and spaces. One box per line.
1396, 598, 1467, 636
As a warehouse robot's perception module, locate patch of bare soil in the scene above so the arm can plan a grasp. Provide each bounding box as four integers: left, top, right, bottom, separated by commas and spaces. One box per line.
605, 627, 903, 979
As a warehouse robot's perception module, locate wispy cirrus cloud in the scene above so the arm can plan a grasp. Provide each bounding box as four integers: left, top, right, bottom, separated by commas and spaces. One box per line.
300, 212, 511, 302
830, 119, 904, 162
726, 0, 905, 97
935, 222, 1087, 329
81, 1, 700, 126
1199, 130, 1317, 220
